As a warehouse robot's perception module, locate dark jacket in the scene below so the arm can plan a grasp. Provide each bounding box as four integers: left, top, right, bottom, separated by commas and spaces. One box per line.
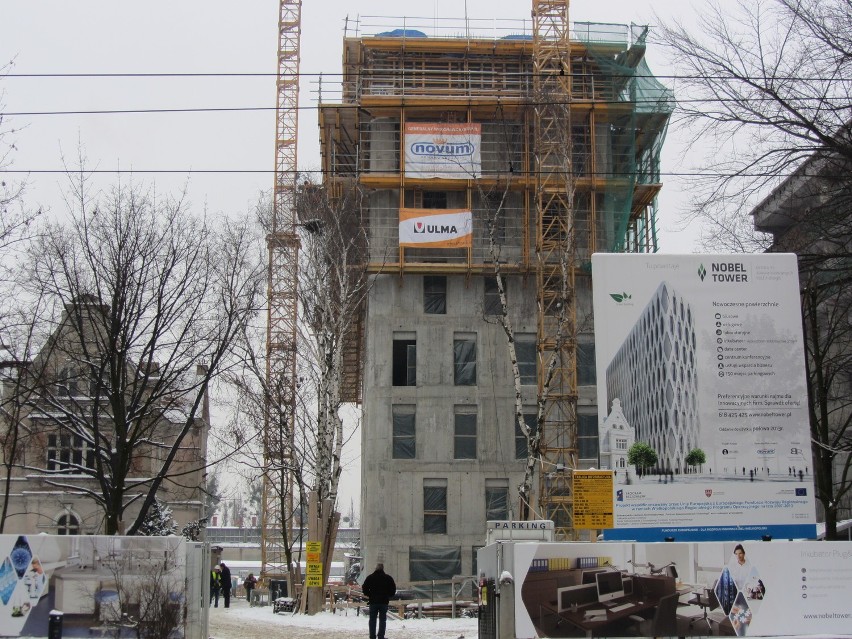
362, 568, 396, 605
220, 564, 232, 591
244, 575, 257, 591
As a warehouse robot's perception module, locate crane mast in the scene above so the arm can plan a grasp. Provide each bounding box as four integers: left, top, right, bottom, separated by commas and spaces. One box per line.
262, 0, 302, 580
532, 0, 579, 540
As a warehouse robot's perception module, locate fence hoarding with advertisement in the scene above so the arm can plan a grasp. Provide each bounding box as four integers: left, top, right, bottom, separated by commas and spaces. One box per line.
477, 540, 852, 638
0, 534, 205, 639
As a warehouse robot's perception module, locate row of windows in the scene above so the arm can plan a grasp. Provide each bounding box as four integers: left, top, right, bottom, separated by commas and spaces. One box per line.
422, 276, 510, 316
393, 333, 595, 387
425, 275, 513, 315
391, 406, 600, 461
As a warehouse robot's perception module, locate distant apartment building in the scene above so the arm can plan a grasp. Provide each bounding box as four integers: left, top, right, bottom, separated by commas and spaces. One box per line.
0, 300, 208, 535
317, 11, 672, 582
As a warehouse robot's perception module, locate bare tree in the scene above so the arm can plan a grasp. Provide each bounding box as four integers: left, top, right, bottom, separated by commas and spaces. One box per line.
0, 294, 48, 533
0, 72, 42, 528
223, 182, 370, 609
4, 170, 264, 535
801, 257, 852, 540
294, 179, 371, 611
0, 64, 39, 264
471, 83, 579, 528
658, 0, 852, 538
657, 0, 852, 250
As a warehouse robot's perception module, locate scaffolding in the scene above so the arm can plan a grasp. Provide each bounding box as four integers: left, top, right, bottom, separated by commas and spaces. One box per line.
317, 5, 672, 539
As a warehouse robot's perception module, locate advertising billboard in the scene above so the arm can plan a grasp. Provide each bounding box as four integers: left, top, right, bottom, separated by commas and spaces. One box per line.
403, 122, 481, 179
592, 253, 816, 541
486, 540, 852, 638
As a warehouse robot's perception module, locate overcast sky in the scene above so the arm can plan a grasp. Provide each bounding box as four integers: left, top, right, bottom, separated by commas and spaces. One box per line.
2, 0, 711, 515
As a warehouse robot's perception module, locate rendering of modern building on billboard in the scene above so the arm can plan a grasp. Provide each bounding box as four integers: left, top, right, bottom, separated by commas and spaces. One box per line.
605, 281, 700, 474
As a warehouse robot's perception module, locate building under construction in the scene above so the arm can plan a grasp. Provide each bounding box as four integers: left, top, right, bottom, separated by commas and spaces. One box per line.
317, 4, 672, 584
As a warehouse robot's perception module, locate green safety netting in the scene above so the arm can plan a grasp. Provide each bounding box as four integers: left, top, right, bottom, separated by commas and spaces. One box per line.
582, 25, 674, 254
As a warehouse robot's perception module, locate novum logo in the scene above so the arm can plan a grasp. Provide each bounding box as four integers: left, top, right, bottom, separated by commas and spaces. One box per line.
609, 292, 632, 303
698, 264, 707, 281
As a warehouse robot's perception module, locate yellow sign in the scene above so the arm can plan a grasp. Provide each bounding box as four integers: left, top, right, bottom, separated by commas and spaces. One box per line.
306, 551, 321, 563
306, 574, 323, 588
306, 541, 322, 553
573, 470, 614, 529
306, 563, 323, 575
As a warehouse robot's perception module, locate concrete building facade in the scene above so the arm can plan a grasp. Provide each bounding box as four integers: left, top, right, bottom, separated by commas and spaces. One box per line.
318, 15, 672, 583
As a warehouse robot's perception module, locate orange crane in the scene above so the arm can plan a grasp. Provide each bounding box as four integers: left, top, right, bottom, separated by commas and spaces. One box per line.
261, 0, 302, 582
532, 0, 579, 540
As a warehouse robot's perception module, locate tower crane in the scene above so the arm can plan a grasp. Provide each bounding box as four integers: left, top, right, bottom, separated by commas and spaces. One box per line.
261, 0, 302, 581
532, 0, 579, 540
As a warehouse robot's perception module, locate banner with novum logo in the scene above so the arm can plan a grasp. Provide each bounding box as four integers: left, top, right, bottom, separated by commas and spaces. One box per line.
591, 253, 816, 542
403, 122, 481, 179
399, 208, 472, 248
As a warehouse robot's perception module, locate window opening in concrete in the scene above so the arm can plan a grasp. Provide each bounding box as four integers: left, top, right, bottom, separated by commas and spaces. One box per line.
424, 275, 447, 314
392, 338, 417, 386
454, 334, 477, 385
577, 341, 597, 385
409, 546, 461, 584
516, 412, 538, 459
453, 410, 477, 459
483, 276, 502, 315
423, 482, 448, 533
485, 480, 509, 520
516, 334, 537, 385
422, 190, 448, 209
392, 406, 416, 459
578, 413, 600, 461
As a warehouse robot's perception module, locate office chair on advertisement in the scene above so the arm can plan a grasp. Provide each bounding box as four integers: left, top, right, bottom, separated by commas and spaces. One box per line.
688, 580, 720, 632
629, 592, 679, 637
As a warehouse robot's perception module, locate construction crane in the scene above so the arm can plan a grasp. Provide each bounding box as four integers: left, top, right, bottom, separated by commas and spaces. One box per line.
532, 0, 579, 540
261, 0, 302, 581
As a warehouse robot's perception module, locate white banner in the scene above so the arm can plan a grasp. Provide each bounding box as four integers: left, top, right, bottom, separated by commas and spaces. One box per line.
591, 253, 816, 541
403, 122, 481, 179
399, 208, 472, 248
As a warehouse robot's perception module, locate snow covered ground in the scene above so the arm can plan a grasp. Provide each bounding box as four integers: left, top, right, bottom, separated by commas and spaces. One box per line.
208, 598, 849, 639
208, 597, 478, 639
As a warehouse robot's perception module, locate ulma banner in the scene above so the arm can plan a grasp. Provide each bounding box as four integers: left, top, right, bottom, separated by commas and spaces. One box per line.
399, 208, 472, 248
403, 122, 481, 179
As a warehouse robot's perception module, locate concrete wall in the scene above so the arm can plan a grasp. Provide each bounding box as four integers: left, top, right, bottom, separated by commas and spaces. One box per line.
361, 273, 548, 582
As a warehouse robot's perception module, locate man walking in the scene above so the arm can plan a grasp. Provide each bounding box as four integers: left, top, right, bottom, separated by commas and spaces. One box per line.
362, 563, 396, 639
219, 562, 232, 608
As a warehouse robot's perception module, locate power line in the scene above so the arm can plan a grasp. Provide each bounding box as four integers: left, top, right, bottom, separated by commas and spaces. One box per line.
1, 168, 842, 180
4, 95, 850, 117
4, 71, 852, 83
